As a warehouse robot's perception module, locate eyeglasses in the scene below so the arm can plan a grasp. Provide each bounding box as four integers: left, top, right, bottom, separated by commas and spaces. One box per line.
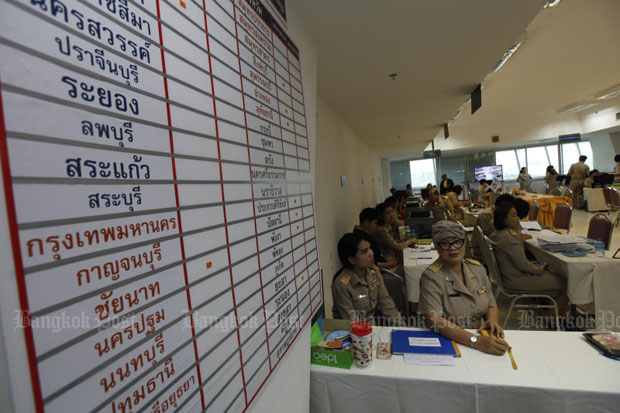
437, 239, 465, 250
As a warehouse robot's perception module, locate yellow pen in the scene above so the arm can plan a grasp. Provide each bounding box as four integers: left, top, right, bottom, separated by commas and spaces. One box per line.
480, 330, 518, 370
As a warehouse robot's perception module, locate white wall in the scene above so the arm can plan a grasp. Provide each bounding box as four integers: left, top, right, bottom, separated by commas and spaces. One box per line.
313, 97, 383, 318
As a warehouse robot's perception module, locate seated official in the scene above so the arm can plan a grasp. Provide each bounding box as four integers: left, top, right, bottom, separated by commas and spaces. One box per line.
476, 179, 492, 207
489, 203, 569, 315
418, 221, 508, 355
332, 233, 404, 325
371, 202, 415, 263
385, 195, 405, 240
353, 208, 400, 272
583, 169, 598, 188
471, 194, 516, 256
424, 188, 454, 221
446, 185, 466, 222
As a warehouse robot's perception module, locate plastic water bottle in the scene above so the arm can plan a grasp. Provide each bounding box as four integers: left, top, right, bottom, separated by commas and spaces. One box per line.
594, 239, 605, 258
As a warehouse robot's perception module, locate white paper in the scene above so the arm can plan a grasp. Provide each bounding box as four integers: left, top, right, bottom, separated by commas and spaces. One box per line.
403, 353, 456, 366
408, 337, 441, 347
520, 221, 542, 230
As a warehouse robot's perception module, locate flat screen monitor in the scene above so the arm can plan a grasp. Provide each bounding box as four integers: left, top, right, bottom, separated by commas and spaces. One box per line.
474, 165, 503, 181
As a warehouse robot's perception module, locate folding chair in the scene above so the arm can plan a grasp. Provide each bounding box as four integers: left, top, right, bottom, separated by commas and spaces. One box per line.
479, 234, 560, 330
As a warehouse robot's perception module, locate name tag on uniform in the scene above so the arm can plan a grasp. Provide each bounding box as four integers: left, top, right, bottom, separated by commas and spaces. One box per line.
477, 287, 487, 295
354, 294, 367, 300
448, 293, 461, 297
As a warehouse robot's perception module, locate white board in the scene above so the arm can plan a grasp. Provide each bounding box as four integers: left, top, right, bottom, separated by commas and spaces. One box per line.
0, 0, 322, 411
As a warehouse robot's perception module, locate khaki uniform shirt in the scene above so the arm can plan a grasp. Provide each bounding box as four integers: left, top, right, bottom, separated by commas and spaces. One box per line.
332, 266, 402, 324
370, 225, 404, 262
418, 258, 496, 329
545, 172, 559, 191
424, 196, 454, 221
489, 228, 544, 278
568, 161, 590, 183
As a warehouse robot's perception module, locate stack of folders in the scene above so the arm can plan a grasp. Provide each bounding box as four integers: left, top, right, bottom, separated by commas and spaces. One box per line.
391, 330, 460, 366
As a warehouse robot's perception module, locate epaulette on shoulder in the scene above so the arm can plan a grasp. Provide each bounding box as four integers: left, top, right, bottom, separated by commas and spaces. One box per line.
465, 258, 482, 266
509, 229, 519, 236
429, 262, 443, 273
339, 274, 351, 285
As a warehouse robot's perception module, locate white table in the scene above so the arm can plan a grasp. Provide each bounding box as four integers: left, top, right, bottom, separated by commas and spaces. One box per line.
583, 187, 608, 211
403, 246, 438, 303
525, 232, 620, 331
310, 327, 620, 413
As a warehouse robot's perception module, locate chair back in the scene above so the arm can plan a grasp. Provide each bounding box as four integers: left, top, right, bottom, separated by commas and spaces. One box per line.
587, 214, 613, 250
550, 186, 562, 196
469, 189, 478, 203
611, 187, 620, 210
380, 269, 407, 318
479, 235, 504, 299
602, 186, 613, 206
528, 200, 539, 222
553, 202, 572, 233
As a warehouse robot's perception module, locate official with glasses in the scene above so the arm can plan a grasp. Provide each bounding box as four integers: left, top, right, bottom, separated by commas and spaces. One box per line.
418, 221, 508, 355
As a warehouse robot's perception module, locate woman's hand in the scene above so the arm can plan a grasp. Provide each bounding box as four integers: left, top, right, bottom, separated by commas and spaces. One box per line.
521, 233, 533, 241
475, 336, 509, 355
478, 321, 504, 338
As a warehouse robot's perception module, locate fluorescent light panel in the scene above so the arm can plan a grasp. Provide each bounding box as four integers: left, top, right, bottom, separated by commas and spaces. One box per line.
490, 42, 523, 73
557, 101, 598, 115
595, 84, 620, 100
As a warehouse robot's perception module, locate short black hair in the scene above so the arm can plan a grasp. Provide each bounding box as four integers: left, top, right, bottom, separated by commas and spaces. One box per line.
375, 202, 392, 225
590, 169, 599, 176
479, 179, 487, 185
337, 233, 364, 268
452, 185, 462, 195
494, 193, 515, 206
579, 155, 587, 162
615, 154, 620, 162
514, 198, 530, 219
493, 202, 515, 230
384, 196, 398, 206
359, 208, 379, 224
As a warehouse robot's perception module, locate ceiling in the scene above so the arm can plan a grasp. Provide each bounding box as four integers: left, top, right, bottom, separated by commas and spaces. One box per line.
289, 0, 620, 159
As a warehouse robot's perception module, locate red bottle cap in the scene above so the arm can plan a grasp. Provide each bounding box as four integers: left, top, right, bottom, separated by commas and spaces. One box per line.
350, 321, 372, 337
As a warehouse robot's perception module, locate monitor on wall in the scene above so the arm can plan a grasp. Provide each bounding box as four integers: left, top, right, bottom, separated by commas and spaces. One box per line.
474, 165, 503, 181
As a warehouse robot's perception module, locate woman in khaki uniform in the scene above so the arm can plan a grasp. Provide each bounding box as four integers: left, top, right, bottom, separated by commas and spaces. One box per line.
332, 233, 404, 325
489, 203, 569, 316
418, 221, 509, 355
489, 204, 566, 291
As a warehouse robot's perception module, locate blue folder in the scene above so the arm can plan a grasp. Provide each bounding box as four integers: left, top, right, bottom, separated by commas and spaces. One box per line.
391, 330, 457, 356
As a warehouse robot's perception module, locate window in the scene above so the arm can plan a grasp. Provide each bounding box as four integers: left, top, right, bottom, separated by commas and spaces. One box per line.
495, 149, 526, 180
526, 145, 558, 178
409, 159, 436, 188
561, 142, 593, 174
437, 156, 465, 186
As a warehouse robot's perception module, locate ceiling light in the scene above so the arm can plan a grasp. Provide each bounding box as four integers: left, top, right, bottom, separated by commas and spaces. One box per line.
449, 110, 462, 121
594, 84, 620, 100
490, 42, 523, 73
557, 101, 599, 115
543, 0, 561, 8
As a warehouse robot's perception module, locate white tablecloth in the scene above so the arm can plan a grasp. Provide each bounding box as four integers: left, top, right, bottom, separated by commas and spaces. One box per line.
525, 236, 620, 331
584, 187, 608, 211
310, 328, 620, 413
403, 247, 438, 303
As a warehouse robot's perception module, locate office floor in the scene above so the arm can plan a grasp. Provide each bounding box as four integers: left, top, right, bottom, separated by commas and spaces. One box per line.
501, 208, 619, 331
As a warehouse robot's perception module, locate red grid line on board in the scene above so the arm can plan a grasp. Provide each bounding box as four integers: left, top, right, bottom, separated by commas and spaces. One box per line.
202, 0, 249, 407
155, 1, 206, 410
230, 0, 273, 377
0, 81, 44, 413
267, 25, 302, 333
